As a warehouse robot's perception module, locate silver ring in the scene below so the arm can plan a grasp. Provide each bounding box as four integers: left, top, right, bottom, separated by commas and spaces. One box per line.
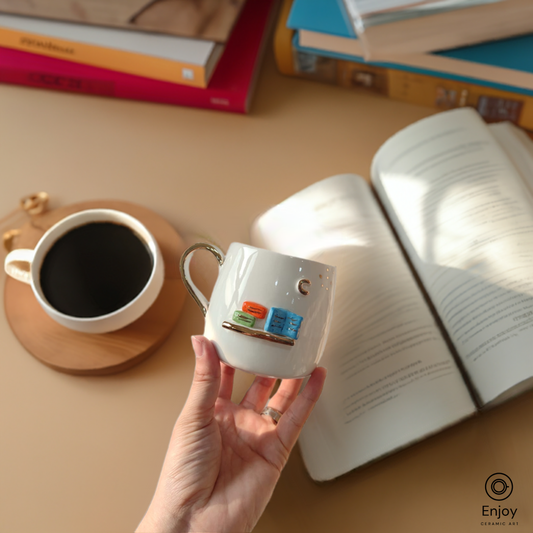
261, 406, 283, 425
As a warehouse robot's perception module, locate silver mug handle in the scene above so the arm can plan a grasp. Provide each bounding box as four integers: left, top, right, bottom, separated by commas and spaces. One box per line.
179, 243, 225, 317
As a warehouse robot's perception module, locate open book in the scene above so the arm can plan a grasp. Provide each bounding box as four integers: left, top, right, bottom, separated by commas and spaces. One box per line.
250, 108, 533, 482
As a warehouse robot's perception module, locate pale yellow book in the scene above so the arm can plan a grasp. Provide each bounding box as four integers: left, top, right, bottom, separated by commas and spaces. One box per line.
0, 14, 224, 87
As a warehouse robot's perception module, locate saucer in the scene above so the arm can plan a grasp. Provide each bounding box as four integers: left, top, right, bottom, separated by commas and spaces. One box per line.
4, 200, 187, 375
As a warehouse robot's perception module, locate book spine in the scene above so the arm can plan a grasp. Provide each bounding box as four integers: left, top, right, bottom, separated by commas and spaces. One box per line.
273, 0, 297, 76
0, 26, 209, 88
276, 35, 533, 131
0, 47, 247, 113
385, 69, 533, 131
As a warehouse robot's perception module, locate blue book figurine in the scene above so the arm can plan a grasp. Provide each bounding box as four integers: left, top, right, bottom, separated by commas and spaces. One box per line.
265, 307, 304, 339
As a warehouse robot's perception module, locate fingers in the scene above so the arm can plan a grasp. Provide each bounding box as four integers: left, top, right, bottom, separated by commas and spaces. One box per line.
218, 362, 235, 401
264, 377, 304, 415
180, 336, 222, 425
275, 367, 327, 451
240, 375, 277, 412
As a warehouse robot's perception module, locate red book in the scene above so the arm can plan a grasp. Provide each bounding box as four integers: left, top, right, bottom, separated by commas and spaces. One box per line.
0, 0, 275, 113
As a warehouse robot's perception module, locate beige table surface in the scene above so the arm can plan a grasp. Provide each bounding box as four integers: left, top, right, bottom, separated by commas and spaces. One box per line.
1, 44, 532, 533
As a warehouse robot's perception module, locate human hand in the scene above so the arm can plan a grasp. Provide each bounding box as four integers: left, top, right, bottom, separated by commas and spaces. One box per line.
136, 335, 327, 533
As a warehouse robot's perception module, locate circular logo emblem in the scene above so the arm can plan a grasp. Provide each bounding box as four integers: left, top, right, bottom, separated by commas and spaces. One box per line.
485, 473, 513, 501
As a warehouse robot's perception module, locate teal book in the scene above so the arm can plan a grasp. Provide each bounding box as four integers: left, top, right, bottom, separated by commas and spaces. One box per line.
287, 0, 355, 38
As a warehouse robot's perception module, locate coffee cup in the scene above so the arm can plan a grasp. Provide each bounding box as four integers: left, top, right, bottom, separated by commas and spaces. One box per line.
4, 209, 164, 333
180, 242, 336, 379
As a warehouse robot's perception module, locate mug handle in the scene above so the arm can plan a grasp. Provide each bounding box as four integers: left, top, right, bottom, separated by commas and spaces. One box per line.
179, 243, 225, 317
4, 248, 35, 284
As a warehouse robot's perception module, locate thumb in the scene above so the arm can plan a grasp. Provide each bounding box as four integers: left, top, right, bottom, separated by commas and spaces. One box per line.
181, 336, 221, 425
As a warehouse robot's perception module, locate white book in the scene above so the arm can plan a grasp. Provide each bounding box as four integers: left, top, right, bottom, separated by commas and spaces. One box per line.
340, 0, 533, 59
251, 108, 533, 481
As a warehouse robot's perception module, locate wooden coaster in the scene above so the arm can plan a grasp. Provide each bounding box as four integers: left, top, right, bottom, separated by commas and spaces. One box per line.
4, 200, 187, 375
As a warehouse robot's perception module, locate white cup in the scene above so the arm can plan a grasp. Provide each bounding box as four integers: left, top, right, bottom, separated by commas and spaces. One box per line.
180, 242, 336, 379
4, 209, 164, 334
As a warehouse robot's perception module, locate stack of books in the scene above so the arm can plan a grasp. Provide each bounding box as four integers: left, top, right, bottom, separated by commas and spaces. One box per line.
0, 0, 277, 113
274, 0, 533, 131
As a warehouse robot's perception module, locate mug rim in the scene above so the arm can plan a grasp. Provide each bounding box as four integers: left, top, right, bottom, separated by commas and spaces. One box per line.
30, 208, 163, 325
228, 242, 337, 271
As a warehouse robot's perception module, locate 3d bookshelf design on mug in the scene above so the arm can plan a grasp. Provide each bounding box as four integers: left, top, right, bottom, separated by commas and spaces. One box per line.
222, 290, 308, 346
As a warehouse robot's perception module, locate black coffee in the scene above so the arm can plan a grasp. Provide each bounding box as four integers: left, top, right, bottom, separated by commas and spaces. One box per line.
40, 222, 153, 318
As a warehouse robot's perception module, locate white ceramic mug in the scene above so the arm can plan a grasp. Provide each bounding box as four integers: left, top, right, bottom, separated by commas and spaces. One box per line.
4, 209, 164, 333
180, 242, 336, 378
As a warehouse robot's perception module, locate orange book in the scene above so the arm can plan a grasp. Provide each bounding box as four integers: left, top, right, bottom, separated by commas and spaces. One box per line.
0, 13, 224, 87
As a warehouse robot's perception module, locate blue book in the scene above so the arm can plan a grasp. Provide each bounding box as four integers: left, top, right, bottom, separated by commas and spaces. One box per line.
265, 307, 304, 339
287, 0, 355, 38
290, 0, 533, 96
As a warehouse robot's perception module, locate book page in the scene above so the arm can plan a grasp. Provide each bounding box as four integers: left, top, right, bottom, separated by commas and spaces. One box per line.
251, 174, 475, 481
489, 122, 533, 196
372, 108, 533, 408
342, 0, 493, 18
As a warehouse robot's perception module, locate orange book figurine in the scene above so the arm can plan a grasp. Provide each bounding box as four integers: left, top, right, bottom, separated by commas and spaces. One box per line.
242, 301, 268, 319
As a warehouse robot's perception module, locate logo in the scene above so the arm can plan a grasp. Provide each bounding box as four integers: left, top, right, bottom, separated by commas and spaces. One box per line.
481, 472, 518, 526
485, 473, 513, 501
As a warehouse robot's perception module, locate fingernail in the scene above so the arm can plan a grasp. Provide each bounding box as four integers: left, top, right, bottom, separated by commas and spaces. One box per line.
191, 335, 204, 356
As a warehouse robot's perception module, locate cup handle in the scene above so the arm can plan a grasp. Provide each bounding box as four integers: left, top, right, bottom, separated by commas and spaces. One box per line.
179, 243, 225, 317
4, 248, 35, 284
